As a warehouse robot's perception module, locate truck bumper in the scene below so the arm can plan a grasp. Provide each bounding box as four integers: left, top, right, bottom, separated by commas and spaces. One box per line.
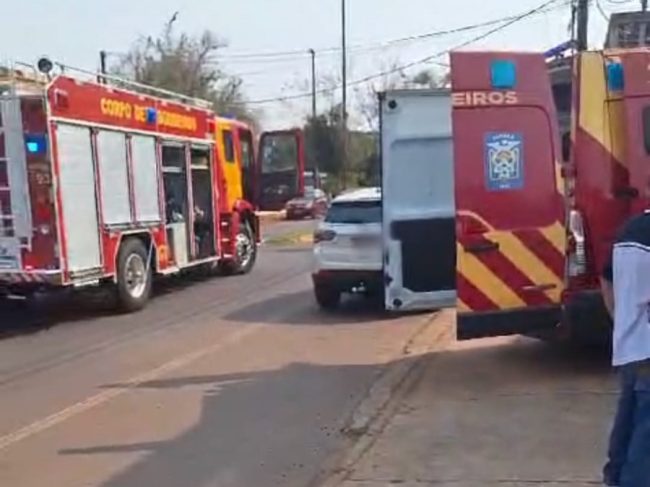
0, 271, 64, 295
457, 290, 612, 345
312, 270, 383, 294
458, 305, 562, 341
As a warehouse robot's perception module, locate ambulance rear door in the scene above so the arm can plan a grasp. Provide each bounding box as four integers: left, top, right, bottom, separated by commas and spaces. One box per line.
617, 52, 650, 214
451, 52, 565, 340
382, 90, 457, 311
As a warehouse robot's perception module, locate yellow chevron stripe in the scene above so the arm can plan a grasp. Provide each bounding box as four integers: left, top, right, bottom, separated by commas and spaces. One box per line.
458, 299, 470, 312
540, 221, 566, 254
578, 52, 626, 165
488, 232, 563, 302
457, 243, 525, 309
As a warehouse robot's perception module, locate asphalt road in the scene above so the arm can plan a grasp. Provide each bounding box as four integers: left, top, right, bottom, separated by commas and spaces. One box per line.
0, 219, 431, 487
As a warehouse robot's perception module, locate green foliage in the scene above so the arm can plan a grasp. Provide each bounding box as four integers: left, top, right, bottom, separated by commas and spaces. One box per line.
113, 19, 258, 128
303, 104, 379, 193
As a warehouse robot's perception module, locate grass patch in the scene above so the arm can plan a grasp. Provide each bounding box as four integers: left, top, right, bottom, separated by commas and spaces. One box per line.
264, 231, 313, 246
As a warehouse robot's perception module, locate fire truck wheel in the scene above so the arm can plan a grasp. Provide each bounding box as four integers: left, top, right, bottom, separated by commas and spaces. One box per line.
220, 221, 257, 275
116, 238, 152, 312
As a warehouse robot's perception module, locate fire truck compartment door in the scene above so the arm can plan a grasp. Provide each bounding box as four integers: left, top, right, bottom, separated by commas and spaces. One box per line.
55, 124, 102, 274
382, 90, 457, 312
0, 95, 32, 240
451, 52, 565, 340
258, 130, 305, 211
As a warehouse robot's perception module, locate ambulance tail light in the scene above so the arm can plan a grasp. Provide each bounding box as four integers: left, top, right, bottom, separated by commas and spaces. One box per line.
567, 210, 586, 277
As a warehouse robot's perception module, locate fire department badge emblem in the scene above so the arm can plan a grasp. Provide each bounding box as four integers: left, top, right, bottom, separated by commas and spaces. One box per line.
484, 132, 524, 191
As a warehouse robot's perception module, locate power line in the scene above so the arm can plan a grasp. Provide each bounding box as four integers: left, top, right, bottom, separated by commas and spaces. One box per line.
241, 0, 565, 105
217, 0, 571, 63
596, 0, 610, 20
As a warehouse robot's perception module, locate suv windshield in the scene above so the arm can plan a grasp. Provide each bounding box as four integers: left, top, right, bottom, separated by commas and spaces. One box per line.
325, 200, 381, 224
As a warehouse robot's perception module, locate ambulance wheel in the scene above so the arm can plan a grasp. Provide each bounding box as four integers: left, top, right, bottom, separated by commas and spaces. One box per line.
314, 283, 341, 310
116, 238, 152, 312
220, 222, 257, 275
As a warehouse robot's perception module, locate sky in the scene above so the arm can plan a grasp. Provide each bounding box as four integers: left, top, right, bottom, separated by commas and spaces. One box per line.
0, 0, 637, 128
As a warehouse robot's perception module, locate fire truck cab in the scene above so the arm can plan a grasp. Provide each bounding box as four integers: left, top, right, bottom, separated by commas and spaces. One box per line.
0, 63, 302, 311
381, 46, 650, 343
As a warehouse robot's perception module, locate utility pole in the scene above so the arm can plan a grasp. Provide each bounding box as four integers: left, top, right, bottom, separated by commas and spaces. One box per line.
643, 0, 648, 12
308, 48, 319, 180
308, 49, 317, 120
340, 0, 348, 188
576, 0, 589, 51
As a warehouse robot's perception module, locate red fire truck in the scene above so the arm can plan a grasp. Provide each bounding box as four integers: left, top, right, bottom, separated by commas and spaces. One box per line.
0, 62, 301, 311
381, 45, 650, 344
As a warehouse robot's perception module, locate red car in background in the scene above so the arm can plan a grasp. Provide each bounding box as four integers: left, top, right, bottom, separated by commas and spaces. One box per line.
285, 188, 329, 220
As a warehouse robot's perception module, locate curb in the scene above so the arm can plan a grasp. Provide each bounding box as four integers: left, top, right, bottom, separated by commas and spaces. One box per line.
315, 310, 454, 487
262, 232, 313, 246
258, 211, 285, 224
343, 311, 449, 437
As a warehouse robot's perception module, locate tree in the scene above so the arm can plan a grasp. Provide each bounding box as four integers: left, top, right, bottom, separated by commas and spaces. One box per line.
304, 105, 344, 175
410, 69, 451, 89
112, 17, 258, 127
355, 65, 450, 132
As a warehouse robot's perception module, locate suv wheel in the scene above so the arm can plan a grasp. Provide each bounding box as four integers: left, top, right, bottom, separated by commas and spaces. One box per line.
314, 283, 341, 310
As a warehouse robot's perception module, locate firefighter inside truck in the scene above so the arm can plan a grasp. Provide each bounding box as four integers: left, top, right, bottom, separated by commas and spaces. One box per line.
161, 143, 217, 264
162, 144, 190, 266
190, 146, 215, 259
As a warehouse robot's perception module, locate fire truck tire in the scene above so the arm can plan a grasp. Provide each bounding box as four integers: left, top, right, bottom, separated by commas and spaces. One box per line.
220, 221, 257, 276
115, 238, 152, 312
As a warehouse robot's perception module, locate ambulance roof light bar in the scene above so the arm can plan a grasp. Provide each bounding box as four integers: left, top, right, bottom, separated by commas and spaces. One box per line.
544, 40, 576, 59
35, 57, 213, 110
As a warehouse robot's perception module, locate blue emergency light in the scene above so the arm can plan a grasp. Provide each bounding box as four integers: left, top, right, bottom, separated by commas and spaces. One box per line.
607, 62, 625, 91
146, 107, 157, 124
24, 134, 47, 155
544, 40, 575, 59
490, 60, 516, 89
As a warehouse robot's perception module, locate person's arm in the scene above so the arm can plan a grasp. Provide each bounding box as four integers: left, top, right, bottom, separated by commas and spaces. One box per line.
601, 254, 614, 319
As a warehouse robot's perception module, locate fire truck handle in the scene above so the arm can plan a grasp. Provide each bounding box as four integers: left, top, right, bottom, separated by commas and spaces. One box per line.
465, 241, 499, 254
613, 187, 639, 200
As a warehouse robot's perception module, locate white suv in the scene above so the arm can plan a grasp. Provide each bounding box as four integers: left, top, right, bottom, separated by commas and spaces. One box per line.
312, 187, 383, 309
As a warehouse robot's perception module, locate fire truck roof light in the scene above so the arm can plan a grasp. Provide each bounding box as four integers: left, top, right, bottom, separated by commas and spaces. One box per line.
490, 60, 516, 89
146, 108, 157, 124
607, 62, 624, 91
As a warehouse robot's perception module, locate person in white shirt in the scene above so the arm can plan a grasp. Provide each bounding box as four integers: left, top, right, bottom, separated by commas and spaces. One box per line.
601, 210, 650, 487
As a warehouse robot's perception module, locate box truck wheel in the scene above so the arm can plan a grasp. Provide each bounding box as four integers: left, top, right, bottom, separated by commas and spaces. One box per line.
220, 221, 257, 275
116, 238, 152, 312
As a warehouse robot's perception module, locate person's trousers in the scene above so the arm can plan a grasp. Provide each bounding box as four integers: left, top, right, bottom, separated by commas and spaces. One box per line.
604, 364, 650, 486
